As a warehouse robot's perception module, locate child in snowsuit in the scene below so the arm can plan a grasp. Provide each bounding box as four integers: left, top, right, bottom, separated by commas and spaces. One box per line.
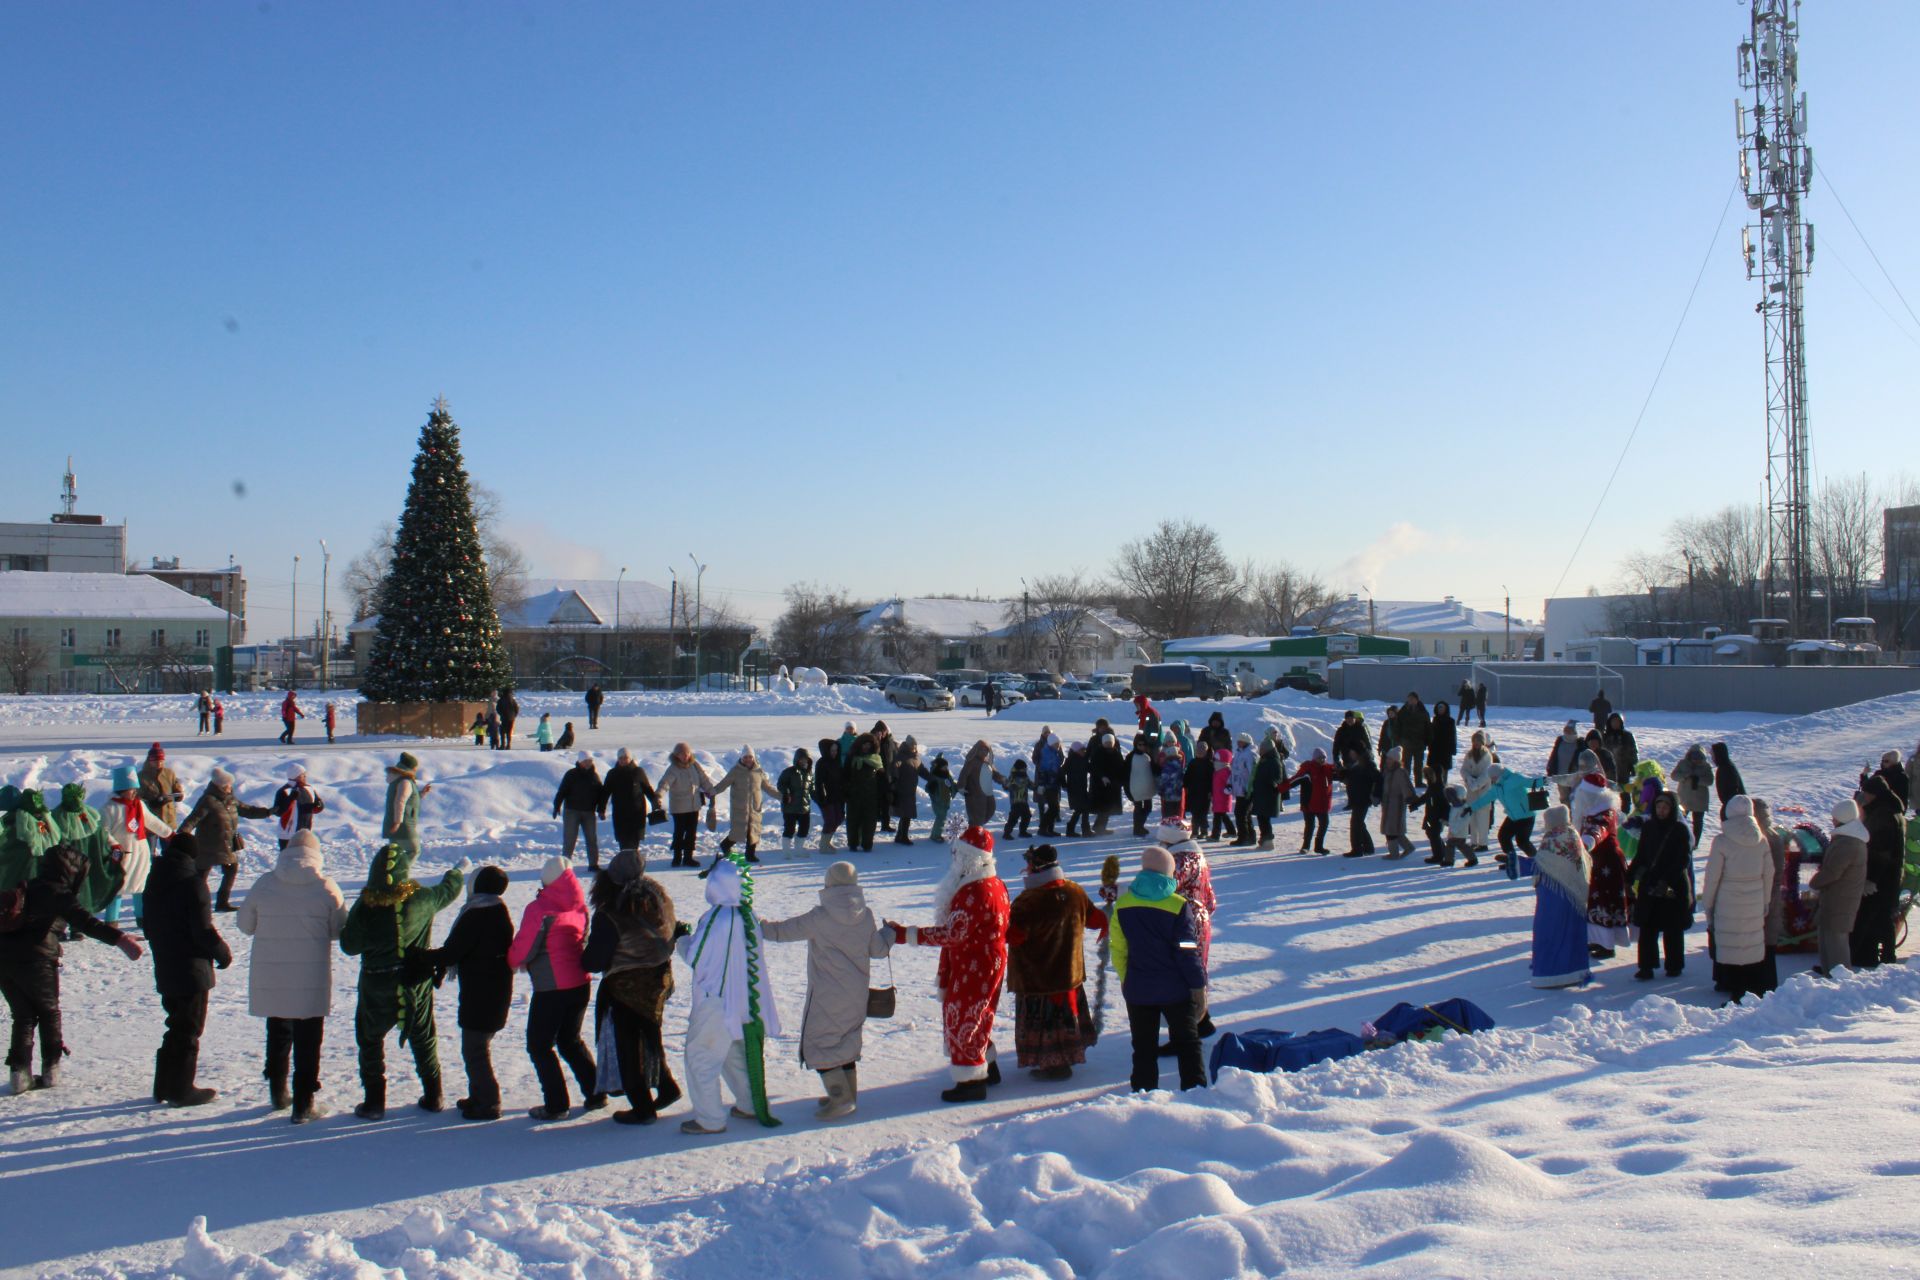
1209, 749, 1235, 842
924, 756, 957, 838
1111, 844, 1206, 1092
778, 750, 814, 845
536, 714, 555, 751
1003, 761, 1034, 840
471, 713, 487, 747
419, 865, 515, 1121
1157, 751, 1186, 823
1034, 735, 1064, 838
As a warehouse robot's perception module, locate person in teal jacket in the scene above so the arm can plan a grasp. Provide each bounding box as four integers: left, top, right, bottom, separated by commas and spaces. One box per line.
1465, 763, 1551, 874
340, 843, 466, 1120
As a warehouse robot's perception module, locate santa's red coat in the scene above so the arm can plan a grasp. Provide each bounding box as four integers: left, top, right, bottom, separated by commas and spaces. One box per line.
912, 876, 1010, 1068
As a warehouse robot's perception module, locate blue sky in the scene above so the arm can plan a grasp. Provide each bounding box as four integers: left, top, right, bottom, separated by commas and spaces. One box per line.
3, 2, 1917, 637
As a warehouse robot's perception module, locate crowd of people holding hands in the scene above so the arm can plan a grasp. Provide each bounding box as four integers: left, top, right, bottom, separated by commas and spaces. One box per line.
0, 692, 1913, 1138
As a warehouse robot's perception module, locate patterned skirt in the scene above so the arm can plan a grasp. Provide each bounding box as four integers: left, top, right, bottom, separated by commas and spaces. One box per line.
1013, 987, 1098, 1069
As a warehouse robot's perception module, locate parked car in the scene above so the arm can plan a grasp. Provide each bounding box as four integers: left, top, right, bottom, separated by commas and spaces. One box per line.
989, 671, 1022, 686
828, 674, 875, 688
1275, 671, 1328, 694
956, 683, 1026, 709
1021, 671, 1055, 684
1059, 681, 1111, 701
1129, 662, 1233, 702
883, 674, 955, 711
1016, 680, 1060, 700
1091, 673, 1133, 699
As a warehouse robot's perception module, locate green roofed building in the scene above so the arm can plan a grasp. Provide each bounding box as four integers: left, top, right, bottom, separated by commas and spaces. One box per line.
1161, 631, 1411, 692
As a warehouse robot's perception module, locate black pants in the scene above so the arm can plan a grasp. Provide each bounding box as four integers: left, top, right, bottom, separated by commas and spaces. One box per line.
1, 961, 59, 1072
1038, 784, 1061, 834
1132, 799, 1154, 837
1209, 810, 1233, 840
1348, 802, 1375, 854
1003, 803, 1032, 839
500, 720, 515, 748
1406, 747, 1426, 780
214, 864, 238, 910
848, 812, 877, 852
1065, 805, 1084, 836
197, 712, 210, 734
671, 812, 699, 864
265, 1016, 324, 1104
279, 719, 295, 744
1301, 812, 1329, 850
783, 812, 811, 839
587, 707, 600, 729
1689, 811, 1705, 844
1637, 927, 1686, 975
527, 986, 596, 1112
1430, 754, 1453, 785
155, 989, 209, 1101
1127, 996, 1205, 1092
1254, 813, 1273, 844
461, 1026, 500, 1109
1852, 889, 1899, 968
1497, 817, 1537, 858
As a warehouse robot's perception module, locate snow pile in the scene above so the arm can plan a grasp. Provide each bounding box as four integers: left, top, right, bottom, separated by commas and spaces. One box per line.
83, 968, 1920, 1279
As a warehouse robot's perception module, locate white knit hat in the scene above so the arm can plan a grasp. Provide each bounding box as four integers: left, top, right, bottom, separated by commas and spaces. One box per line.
540, 855, 569, 887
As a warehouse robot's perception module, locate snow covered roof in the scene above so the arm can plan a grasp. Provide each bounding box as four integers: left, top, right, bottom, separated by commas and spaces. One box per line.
1309, 596, 1536, 636
855, 598, 1013, 638
350, 577, 738, 633
0, 571, 230, 621
1163, 634, 1273, 653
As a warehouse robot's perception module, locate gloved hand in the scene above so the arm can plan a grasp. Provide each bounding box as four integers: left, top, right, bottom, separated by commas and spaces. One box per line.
457, 857, 474, 875
216, 953, 232, 971
672, 921, 692, 940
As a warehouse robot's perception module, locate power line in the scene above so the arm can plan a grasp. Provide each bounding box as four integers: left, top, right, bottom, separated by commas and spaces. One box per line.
1547, 183, 1740, 603
1815, 161, 1920, 336
1819, 237, 1920, 353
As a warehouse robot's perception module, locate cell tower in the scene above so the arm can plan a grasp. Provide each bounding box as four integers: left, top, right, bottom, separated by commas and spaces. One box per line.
1736, 0, 1814, 631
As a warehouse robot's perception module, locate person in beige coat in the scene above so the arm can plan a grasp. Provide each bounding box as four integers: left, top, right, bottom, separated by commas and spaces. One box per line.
235, 830, 347, 1121
759, 861, 892, 1119
1809, 798, 1870, 975
1378, 748, 1416, 859
656, 744, 715, 869
705, 747, 779, 868
1700, 795, 1777, 1002
1457, 734, 1497, 851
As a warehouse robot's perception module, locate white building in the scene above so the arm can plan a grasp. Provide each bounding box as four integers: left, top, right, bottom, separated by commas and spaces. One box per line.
0, 571, 230, 693
0, 515, 126, 574
1307, 595, 1539, 660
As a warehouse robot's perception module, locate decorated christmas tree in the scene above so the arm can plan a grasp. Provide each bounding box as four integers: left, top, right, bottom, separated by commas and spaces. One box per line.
359, 399, 513, 703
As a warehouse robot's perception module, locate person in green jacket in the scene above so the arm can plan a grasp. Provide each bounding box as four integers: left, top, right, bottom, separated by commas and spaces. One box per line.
0, 787, 57, 892
777, 749, 813, 849
844, 736, 886, 853
52, 783, 119, 914
340, 842, 466, 1120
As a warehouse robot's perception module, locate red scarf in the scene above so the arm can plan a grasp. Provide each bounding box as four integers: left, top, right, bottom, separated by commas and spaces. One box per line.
112, 795, 147, 843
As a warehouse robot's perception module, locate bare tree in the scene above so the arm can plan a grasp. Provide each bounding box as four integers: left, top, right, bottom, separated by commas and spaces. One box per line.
1231, 560, 1336, 635
0, 631, 50, 695
872, 613, 933, 674
1028, 571, 1101, 675
1110, 519, 1237, 642
1811, 472, 1882, 621
1666, 504, 1767, 629
343, 482, 528, 620
771, 583, 865, 671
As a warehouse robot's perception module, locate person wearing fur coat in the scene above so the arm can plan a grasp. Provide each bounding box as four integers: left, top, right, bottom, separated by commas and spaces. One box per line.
1005, 844, 1105, 1080
705, 746, 779, 871
887, 825, 1010, 1104
1571, 752, 1631, 958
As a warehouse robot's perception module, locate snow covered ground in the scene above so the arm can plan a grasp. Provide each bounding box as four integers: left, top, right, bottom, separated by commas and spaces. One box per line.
4, 687, 1917, 1277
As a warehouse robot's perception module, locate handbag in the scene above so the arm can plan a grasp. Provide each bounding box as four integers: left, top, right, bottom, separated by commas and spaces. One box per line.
704, 802, 717, 832
866, 956, 896, 1020
1527, 787, 1549, 812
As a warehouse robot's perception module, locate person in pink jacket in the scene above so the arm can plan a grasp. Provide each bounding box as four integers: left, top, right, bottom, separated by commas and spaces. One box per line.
508, 857, 603, 1120
1208, 749, 1235, 842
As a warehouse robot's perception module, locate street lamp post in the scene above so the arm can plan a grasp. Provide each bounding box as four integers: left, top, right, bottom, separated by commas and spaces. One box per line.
290, 554, 299, 690
615, 566, 627, 691
223, 553, 235, 693
318, 539, 330, 693
687, 554, 706, 689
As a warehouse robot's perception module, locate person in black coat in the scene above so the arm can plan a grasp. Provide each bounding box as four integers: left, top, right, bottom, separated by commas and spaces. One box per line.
496, 688, 520, 749
872, 721, 898, 833
1061, 742, 1092, 836
1184, 750, 1215, 840
0, 845, 143, 1094
1628, 793, 1694, 978
1581, 730, 1619, 786
142, 832, 232, 1106
1853, 774, 1906, 969
812, 739, 847, 849
585, 684, 604, 730
600, 748, 661, 853
1337, 751, 1380, 857
416, 865, 515, 1120
1428, 702, 1458, 782
1865, 751, 1911, 811
1331, 713, 1371, 772
1710, 742, 1745, 818
1087, 735, 1125, 835
553, 755, 606, 871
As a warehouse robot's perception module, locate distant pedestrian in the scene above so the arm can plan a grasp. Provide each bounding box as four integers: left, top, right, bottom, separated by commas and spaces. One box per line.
279, 690, 305, 744
585, 684, 604, 731
195, 692, 212, 735
272, 765, 325, 850
211, 700, 224, 735
553, 753, 606, 872
496, 687, 520, 749
324, 702, 337, 744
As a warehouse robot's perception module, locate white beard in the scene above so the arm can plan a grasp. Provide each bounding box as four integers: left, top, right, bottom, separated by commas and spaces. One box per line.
933, 846, 995, 926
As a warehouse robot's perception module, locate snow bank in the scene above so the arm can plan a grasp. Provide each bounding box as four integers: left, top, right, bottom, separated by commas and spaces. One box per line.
102, 967, 1920, 1278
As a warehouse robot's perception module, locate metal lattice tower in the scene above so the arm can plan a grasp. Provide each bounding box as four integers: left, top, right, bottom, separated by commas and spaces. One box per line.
1736, 0, 1814, 631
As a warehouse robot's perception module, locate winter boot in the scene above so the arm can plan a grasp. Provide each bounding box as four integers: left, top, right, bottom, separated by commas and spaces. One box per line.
417, 1072, 444, 1113
653, 1072, 683, 1112
1258, 838, 1275, 851
170, 1086, 218, 1107
36, 1059, 59, 1090
268, 1076, 291, 1111
9, 1068, 31, 1096
844, 1064, 858, 1104
355, 1079, 387, 1122
939, 1079, 988, 1104
984, 1058, 1002, 1087
816, 1068, 855, 1120
291, 1097, 330, 1124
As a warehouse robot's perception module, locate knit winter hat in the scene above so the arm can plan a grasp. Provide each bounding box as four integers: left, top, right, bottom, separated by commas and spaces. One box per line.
607, 849, 644, 886
149, 743, 165, 761
577, 753, 594, 767
616, 747, 632, 763
1141, 845, 1175, 875
473, 865, 510, 896
286, 764, 307, 782
541, 855, 570, 887
1576, 750, 1600, 773
210, 767, 233, 788
1237, 732, 1254, 746
1884, 750, 1903, 768
394, 752, 419, 774
111, 764, 138, 793
824, 860, 858, 888
1832, 798, 1861, 826
1543, 804, 1571, 831
1047, 734, 1061, 748
1026, 843, 1060, 871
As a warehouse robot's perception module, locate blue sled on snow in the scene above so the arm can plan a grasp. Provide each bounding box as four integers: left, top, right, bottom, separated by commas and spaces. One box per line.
1207, 998, 1495, 1084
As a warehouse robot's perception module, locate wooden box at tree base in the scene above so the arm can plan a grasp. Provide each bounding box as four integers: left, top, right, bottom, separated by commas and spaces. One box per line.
356, 701, 490, 739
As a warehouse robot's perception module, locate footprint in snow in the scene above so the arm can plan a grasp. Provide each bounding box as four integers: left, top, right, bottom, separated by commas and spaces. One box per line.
1870, 1160, 1920, 1177
1615, 1147, 1690, 1176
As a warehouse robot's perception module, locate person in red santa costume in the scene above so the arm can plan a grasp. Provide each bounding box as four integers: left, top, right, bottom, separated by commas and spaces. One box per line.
888, 825, 1009, 1103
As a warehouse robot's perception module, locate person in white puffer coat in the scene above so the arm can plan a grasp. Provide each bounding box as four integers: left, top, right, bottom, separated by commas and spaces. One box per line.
236, 829, 347, 1122
1457, 734, 1497, 852
1700, 794, 1777, 1003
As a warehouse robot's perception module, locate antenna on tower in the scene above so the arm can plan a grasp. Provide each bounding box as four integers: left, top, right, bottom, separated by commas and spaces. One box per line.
1737, 0, 1814, 632
60, 456, 78, 518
